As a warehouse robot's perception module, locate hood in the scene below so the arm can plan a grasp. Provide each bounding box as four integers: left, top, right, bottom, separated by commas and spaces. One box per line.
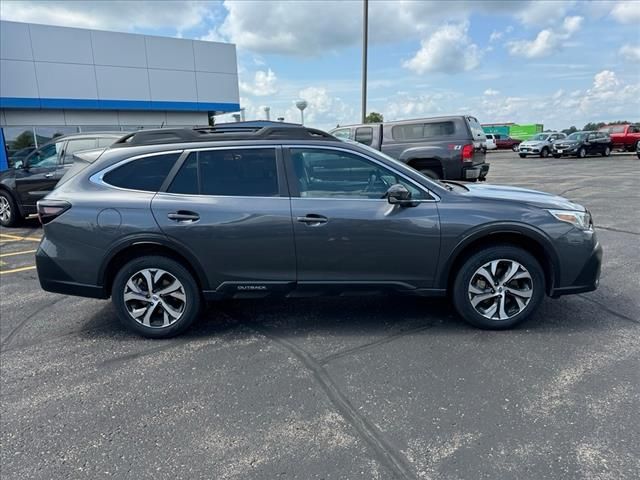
555, 139, 579, 145
0, 168, 16, 181
462, 183, 585, 211
520, 139, 545, 146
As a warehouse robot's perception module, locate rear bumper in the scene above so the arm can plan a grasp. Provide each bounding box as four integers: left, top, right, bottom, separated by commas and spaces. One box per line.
463, 163, 490, 181
36, 247, 108, 299
551, 241, 602, 297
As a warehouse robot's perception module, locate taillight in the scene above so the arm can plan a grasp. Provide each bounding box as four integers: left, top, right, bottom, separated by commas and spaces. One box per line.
37, 200, 71, 225
462, 144, 474, 161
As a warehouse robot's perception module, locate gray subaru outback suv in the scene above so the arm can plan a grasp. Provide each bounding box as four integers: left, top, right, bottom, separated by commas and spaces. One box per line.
36, 122, 602, 338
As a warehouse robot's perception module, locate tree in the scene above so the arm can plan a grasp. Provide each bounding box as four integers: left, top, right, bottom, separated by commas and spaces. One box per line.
562, 126, 577, 135
583, 122, 606, 131
11, 130, 35, 150
364, 112, 383, 123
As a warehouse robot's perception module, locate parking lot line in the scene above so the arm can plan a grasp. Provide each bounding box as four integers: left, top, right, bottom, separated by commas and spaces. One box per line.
0, 233, 24, 240
0, 235, 41, 243
0, 265, 37, 275
0, 249, 37, 258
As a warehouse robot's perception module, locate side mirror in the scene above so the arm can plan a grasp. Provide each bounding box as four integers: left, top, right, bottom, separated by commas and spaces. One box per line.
13, 159, 24, 169
385, 184, 414, 206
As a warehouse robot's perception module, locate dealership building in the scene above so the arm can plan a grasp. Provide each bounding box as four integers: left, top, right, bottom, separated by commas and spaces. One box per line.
0, 20, 240, 170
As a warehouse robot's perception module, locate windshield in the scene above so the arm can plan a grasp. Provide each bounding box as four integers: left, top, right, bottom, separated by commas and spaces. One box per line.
567, 132, 587, 140
530, 134, 549, 141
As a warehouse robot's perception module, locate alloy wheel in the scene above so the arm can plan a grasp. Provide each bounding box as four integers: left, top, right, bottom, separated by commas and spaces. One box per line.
0, 196, 11, 223
468, 259, 533, 321
123, 268, 186, 328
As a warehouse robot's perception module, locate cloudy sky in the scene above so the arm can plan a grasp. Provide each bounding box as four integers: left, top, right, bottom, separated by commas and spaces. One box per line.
1, 0, 639, 130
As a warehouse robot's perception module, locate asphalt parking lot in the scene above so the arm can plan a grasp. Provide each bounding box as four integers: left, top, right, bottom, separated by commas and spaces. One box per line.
1, 152, 639, 480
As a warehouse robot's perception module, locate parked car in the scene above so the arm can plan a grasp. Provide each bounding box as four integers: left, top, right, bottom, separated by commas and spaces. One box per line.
36, 123, 601, 338
598, 124, 640, 151
0, 132, 122, 227
330, 115, 489, 181
493, 134, 521, 151
552, 131, 612, 158
485, 134, 498, 150
518, 132, 566, 158
637, 140, 640, 159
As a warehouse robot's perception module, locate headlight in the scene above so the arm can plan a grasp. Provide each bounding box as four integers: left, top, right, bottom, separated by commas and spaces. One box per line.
548, 209, 593, 230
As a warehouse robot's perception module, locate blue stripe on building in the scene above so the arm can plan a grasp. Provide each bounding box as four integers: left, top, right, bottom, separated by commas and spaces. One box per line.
0, 97, 240, 112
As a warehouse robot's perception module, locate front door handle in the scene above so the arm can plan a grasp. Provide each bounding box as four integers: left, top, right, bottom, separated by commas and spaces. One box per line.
168, 211, 200, 223
296, 214, 328, 226
44, 173, 54, 178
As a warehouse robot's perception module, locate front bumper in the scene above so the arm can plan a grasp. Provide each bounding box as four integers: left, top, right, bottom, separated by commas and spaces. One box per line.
518, 145, 544, 154
553, 145, 578, 156
463, 163, 490, 181
551, 241, 602, 297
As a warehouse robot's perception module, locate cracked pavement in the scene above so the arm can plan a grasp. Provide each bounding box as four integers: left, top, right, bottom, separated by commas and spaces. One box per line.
1, 152, 639, 479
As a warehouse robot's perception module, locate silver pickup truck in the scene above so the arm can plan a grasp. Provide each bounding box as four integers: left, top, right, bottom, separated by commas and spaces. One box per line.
330, 115, 489, 181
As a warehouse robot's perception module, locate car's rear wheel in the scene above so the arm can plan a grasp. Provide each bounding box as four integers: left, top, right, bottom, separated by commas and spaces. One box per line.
0, 191, 20, 227
577, 147, 587, 158
512, 144, 519, 152
603, 146, 611, 157
452, 246, 545, 329
540, 147, 549, 158
112, 255, 201, 338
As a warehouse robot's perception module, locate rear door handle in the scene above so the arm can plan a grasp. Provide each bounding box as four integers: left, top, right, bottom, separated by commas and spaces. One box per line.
296, 214, 328, 226
168, 211, 200, 222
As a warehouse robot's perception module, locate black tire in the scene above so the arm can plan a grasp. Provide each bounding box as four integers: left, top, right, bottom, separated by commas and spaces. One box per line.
602, 146, 611, 157
519, 154, 526, 158
553, 154, 561, 158
577, 147, 586, 158
0, 190, 20, 227
112, 255, 201, 338
540, 147, 549, 158
512, 145, 519, 152
452, 245, 545, 330
420, 168, 441, 180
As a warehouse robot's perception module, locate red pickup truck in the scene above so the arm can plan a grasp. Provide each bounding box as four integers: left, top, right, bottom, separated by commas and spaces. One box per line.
598, 124, 640, 151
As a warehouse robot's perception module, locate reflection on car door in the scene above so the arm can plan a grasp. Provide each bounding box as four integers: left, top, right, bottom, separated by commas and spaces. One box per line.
151, 146, 297, 293
15, 141, 63, 208
285, 146, 441, 291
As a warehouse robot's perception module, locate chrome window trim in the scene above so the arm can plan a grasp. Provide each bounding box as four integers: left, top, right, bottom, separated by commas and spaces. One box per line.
285, 144, 441, 202
90, 150, 184, 194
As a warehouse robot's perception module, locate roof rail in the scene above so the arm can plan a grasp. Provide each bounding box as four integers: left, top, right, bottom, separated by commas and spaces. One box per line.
111, 122, 336, 147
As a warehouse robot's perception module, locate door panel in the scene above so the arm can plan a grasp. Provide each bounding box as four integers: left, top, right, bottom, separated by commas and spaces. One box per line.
152, 194, 296, 289
151, 146, 296, 291
286, 147, 441, 289
291, 198, 440, 288
15, 141, 63, 208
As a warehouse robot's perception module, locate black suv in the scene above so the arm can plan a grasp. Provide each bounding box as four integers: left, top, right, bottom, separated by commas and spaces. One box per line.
36, 123, 601, 338
330, 116, 489, 181
552, 131, 612, 158
0, 132, 122, 226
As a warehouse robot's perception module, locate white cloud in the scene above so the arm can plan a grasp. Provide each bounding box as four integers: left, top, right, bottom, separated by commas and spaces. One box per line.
619, 44, 640, 63
610, 0, 640, 24
515, 0, 576, 26
403, 23, 481, 74
507, 16, 583, 58
484, 89, 500, 96
239, 69, 278, 96
0, 0, 210, 34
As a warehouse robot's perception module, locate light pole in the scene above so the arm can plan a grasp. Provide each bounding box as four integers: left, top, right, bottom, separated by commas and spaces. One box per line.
296, 100, 308, 125
361, 0, 368, 123
264, 106, 270, 121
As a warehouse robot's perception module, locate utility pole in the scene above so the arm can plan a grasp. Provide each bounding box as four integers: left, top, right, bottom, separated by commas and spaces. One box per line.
361, 0, 368, 123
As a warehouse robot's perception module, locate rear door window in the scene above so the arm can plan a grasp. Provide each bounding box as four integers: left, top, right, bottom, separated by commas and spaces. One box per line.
466, 116, 486, 140
168, 148, 279, 197
103, 152, 180, 192
27, 142, 62, 168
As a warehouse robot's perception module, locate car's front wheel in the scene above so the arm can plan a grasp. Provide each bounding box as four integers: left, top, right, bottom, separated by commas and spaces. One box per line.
452, 246, 545, 329
0, 191, 20, 227
577, 147, 587, 158
519, 154, 526, 158
540, 147, 550, 158
112, 256, 201, 338
603, 146, 611, 157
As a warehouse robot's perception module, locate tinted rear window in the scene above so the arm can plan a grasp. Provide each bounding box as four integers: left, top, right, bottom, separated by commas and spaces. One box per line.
168, 148, 278, 197
103, 153, 180, 192
392, 121, 455, 141
465, 116, 486, 140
